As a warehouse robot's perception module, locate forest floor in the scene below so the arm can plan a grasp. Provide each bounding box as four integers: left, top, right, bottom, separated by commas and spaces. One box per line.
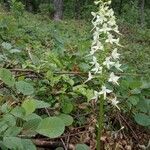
0, 9, 150, 150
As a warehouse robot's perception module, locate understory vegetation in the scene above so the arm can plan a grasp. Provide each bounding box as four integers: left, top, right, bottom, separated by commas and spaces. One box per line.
0, 0, 149, 149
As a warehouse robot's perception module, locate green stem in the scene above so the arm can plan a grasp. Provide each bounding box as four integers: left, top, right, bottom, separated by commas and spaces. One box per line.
97, 96, 104, 150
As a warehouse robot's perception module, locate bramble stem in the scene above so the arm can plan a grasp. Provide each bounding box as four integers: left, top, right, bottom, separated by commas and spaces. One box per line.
97, 97, 104, 150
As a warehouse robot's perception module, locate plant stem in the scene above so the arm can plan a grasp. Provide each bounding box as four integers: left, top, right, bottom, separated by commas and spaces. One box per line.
97, 96, 104, 150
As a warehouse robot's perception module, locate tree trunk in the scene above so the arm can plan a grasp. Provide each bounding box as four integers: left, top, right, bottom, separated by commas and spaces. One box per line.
75, 0, 80, 19
139, 0, 145, 27
53, 0, 63, 21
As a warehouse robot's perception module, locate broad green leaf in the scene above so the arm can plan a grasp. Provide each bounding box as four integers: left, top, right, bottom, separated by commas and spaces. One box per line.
75, 144, 90, 150
1, 103, 11, 113
22, 99, 36, 115
0, 121, 8, 134
0, 68, 15, 87
34, 100, 50, 109
3, 114, 16, 126
3, 137, 23, 150
11, 106, 25, 118
134, 113, 150, 126
23, 118, 41, 131
21, 139, 36, 150
62, 102, 73, 114
0, 141, 8, 150
4, 126, 22, 137
36, 117, 65, 138
15, 81, 34, 95
58, 114, 73, 126
24, 113, 42, 121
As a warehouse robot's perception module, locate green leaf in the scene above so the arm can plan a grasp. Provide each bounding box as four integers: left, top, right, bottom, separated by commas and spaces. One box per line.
22, 99, 36, 115
75, 144, 90, 150
0, 121, 8, 134
34, 100, 50, 109
3, 137, 23, 150
15, 81, 34, 95
4, 126, 22, 137
29, 53, 40, 65
36, 117, 65, 138
3, 114, 16, 126
24, 113, 42, 121
58, 114, 73, 126
11, 106, 26, 118
128, 96, 139, 106
2, 42, 12, 50
62, 102, 73, 114
134, 113, 150, 126
21, 139, 36, 150
23, 118, 41, 131
0, 68, 15, 87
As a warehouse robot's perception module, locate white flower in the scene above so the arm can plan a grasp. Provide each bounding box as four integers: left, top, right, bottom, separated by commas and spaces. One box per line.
108, 72, 120, 85
90, 56, 97, 65
90, 41, 104, 55
108, 17, 116, 26
114, 61, 123, 71
92, 90, 100, 101
84, 72, 94, 83
103, 57, 115, 69
109, 97, 120, 110
97, 15, 107, 24
111, 48, 120, 60
94, 0, 101, 5
99, 85, 112, 99
106, 34, 120, 45
99, 23, 111, 33
91, 63, 103, 74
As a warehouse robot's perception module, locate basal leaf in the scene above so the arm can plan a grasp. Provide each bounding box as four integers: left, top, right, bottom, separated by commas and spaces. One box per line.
75, 144, 90, 150
0, 68, 15, 87
134, 113, 150, 126
22, 99, 36, 115
15, 81, 34, 95
36, 117, 65, 138
58, 114, 73, 126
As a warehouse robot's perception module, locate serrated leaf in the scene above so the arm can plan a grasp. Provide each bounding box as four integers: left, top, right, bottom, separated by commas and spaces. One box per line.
16, 81, 34, 95
36, 117, 65, 138
22, 99, 36, 115
75, 144, 90, 150
58, 114, 73, 126
0, 68, 15, 87
134, 113, 150, 126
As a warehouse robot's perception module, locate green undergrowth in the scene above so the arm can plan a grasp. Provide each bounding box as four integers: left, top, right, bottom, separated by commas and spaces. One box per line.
0, 8, 150, 149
